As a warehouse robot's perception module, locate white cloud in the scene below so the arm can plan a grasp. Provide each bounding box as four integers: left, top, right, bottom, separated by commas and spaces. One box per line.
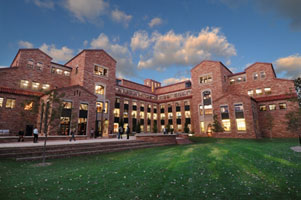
64, 0, 109, 22
0, 65, 8, 68
136, 27, 236, 70
40, 43, 74, 63
130, 31, 151, 51
18, 40, 34, 48
162, 77, 190, 86
83, 40, 88, 47
90, 33, 136, 77
27, 0, 55, 9
148, 17, 163, 28
111, 9, 132, 27
275, 54, 301, 78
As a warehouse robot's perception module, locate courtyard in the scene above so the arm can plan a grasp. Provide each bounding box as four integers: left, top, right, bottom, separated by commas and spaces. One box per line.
0, 138, 300, 199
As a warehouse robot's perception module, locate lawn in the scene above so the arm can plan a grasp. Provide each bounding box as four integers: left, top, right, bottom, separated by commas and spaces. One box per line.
0, 138, 300, 200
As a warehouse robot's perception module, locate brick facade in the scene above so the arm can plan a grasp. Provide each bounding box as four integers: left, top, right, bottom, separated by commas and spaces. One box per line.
0, 49, 299, 138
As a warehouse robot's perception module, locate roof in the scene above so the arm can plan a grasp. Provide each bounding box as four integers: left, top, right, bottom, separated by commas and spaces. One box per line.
245, 62, 277, 78
0, 86, 43, 97
10, 48, 52, 67
51, 62, 72, 70
190, 60, 233, 74
158, 80, 191, 89
228, 71, 246, 77
65, 49, 117, 65
254, 94, 297, 103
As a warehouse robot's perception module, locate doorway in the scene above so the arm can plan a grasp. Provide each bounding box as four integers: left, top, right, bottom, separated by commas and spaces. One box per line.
25, 125, 33, 136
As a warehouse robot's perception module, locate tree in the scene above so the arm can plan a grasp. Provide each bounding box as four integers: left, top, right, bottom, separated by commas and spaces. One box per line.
184, 122, 189, 133
153, 120, 158, 133
294, 77, 301, 107
212, 114, 224, 133
261, 112, 274, 138
286, 109, 301, 136
136, 121, 141, 133
166, 123, 171, 134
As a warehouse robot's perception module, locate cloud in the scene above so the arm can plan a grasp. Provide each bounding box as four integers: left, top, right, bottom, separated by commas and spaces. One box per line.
130, 31, 151, 51
111, 9, 132, 27
90, 33, 136, 78
149, 17, 163, 28
0, 65, 8, 68
40, 43, 74, 62
27, 0, 55, 9
64, 0, 109, 22
136, 27, 236, 70
162, 77, 190, 86
18, 40, 34, 48
275, 54, 301, 78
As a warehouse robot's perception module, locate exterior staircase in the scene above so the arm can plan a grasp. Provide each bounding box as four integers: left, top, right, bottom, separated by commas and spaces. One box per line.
0, 140, 172, 161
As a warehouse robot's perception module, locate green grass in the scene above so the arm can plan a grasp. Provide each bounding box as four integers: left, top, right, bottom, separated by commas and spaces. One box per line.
0, 138, 300, 200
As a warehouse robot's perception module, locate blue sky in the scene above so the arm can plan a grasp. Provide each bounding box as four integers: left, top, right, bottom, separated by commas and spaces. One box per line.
0, 0, 300, 85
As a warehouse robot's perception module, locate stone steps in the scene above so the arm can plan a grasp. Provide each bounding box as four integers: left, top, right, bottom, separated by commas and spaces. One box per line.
0, 140, 172, 161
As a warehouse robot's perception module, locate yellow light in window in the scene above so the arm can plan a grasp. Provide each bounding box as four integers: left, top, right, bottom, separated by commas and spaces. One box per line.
236, 119, 246, 131
24, 102, 33, 110
200, 122, 205, 133
222, 119, 231, 131
32, 82, 40, 90
255, 89, 262, 95
42, 84, 50, 90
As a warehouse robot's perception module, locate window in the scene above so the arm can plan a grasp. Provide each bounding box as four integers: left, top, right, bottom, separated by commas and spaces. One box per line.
27, 59, 34, 68
168, 104, 172, 112
104, 102, 108, 113
279, 103, 287, 109
94, 65, 108, 76
259, 105, 267, 111
160, 113, 165, 120
153, 113, 157, 120
221, 105, 230, 131
260, 71, 266, 79
230, 79, 235, 84
255, 89, 263, 95
185, 111, 191, 118
80, 103, 88, 110
132, 110, 137, 118
237, 76, 246, 83
247, 90, 253, 96
114, 109, 120, 117
234, 103, 246, 131
36, 62, 43, 70
168, 113, 173, 119
253, 73, 258, 80
269, 104, 276, 111
200, 74, 213, 84
236, 119, 246, 131
6, 99, 15, 109
140, 111, 144, 119
63, 101, 72, 109
32, 82, 40, 90
264, 88, 271, 94
0, 98, 3, 107
64, 71, 70, 76
42, 84, 50, 90
75, 66, 79, 74
56, 69, 63, 75
222, 119, 231, 132
176, 112, 181, 119
95, 85, 105, 95
20, 80, 29, 89
96, 102, 103, 112
51, 67, 56, 73
203, 91, 212, 115
24, 102, 33, 110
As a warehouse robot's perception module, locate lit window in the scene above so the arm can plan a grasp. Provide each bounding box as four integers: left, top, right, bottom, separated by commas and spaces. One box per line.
255, 89, 263, 95
199, 105, 203, 115
24, 102, 33, 110
104, 102, 108, 113
177, 125, 182, 131
230, 79, 235, 84
124, 111, 129, 118
94, 65, 108, 76
264, 88, 271, 94
200, 74, 213, 84
248, 90, 253, 96
222, 119, 231, 132
27, 59, 34, 68
204, 105, 213, 115
269, 104, 276, 111
253, 73, 258, 80
236, 119, 246, 131
153, 113, 157, 120
260, 71, 266, 79
147, 113, 151, 119
132, 111, 137, 118
279, 103, 287, 109
176, 112, 181, 119
80, 103, 88, 110
36, 62, 43, 70
20, 80, 29, 89
95, 85, 105, 95
140, 111, 144, 119
32, 82, 40, 90
51, 67, 56, 73
168, 113, 173, 119
6, 99, 15, 109
0, 98, 3, 107
185, 111, 191, 118
200, 122, 205, 133
42, 84, 50, 90
114, 109, 120, 117
63, 101, 72, 109
56, 69, 63, 75
160, 113, 165, 119
64, 71, 70, 76
96, 101, 103, 113
259, 105, 267, 111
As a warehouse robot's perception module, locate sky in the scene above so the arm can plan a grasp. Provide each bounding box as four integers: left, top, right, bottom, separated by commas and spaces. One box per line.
0, 0, 301, 85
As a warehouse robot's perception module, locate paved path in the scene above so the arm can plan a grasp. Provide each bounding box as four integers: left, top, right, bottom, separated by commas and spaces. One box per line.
0, 136, 136, 148
291, 146, 301, 152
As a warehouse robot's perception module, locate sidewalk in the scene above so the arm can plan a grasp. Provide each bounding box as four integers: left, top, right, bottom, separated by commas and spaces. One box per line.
0, 136, 136, 148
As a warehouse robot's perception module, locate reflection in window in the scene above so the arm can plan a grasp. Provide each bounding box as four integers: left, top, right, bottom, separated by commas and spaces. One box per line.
95, 85, 105, 95
234, 103, 246, 131
96, 101, 103, 112
269, 104, 276, 111
6, 99, 15, 109
200, 74, 213, 84
94, 65, 108, 76
264, 88, 271, 94
279, 103, 287, 109
259, 105, 267, 111
24, 102, 33, 110
80, 103, 88, 110
253, 73, 258, 80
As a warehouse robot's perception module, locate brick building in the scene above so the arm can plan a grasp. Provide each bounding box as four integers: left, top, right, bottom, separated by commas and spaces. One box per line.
0, 49, 298, 138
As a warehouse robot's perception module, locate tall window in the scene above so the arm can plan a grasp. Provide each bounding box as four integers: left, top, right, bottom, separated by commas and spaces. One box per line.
95, 85, 105, 95
200, 74, 212, 84
260, 71, 266, 79
32, 82, 40, 90
104, 101, 108, 113
94, 65, 108, 76
6, 99, 16, 109
0, 97, 4, 107
96, 101, 103, 112
220, 105, 230, 131
253, 73, 258, 80
78, 103, 88, 135
234, 103, 246, 131
20, 80, 29, 89
203, 91, 212, 115
60, 101, 72, 135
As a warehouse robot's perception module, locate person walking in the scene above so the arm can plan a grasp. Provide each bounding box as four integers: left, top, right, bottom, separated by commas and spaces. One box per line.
70, 128, 76, 142
163, 127, 166, 135
118, 126, 123, 139
126, 125, 130, 140
33, 127, 39, 143
18, 129, 24, 142
90, 128, 94, 139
